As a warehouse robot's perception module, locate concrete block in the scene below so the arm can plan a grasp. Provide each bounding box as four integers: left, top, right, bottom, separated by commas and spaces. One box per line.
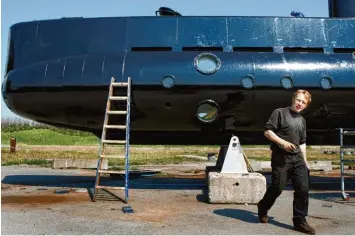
205, 166, 222, 182
52, 159, 107, 169
249, 160, 262, 172
309, 161, 332, 171
260, 161, 271, 170
208, 172, 266, 204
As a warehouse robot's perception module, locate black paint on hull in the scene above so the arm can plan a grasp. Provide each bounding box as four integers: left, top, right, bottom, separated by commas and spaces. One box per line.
3, 15, 355, 145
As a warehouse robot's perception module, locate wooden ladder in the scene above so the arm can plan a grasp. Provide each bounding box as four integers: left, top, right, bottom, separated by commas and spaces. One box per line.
93, 77, 132, 203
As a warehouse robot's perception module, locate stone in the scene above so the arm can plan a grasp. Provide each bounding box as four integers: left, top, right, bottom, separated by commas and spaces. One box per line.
309, 161, 332, 171
248, 160, 262, 172
52, 159, 107, 169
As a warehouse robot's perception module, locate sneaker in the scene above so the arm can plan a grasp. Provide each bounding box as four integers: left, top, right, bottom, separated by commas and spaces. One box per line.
257, 202, 268, 223
293, 221, 316, 235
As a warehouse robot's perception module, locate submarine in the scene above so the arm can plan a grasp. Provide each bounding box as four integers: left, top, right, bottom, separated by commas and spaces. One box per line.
2, 0, 355, 144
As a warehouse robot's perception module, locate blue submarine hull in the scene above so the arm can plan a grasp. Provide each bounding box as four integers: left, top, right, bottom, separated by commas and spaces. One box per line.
2, 11, 355, 144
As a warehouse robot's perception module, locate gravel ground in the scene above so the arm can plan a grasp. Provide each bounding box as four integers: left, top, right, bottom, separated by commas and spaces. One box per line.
2, 166, 355, 235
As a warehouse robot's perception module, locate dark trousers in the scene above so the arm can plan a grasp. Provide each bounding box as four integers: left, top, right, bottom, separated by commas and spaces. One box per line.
258, 152, 309, 224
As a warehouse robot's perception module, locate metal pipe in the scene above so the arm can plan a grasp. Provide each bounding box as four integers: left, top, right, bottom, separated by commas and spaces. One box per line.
125, 77, 132, 204
340, 128, 345, 196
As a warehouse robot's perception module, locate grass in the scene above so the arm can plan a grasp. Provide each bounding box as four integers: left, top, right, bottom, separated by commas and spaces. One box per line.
1, 149, 97, 163
2, 159, 50, 167
0, 146, 215, 167
1, 126, 274, 148
1, 127, 353, 167
2, 144, 351, 167
1, 129, 99, 145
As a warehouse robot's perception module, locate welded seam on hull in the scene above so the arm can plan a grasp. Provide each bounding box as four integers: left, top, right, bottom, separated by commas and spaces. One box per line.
274, 18, 282, 44
62, 58, 67, 78
281, 54, 292, 76
44, 64, 48, 77
252, 54, 256, 78
101, 56, 106, 81
35, 23, 39, 37
81, 54, 87, 78
121, 50, 127, 81
321, 19, 327, 45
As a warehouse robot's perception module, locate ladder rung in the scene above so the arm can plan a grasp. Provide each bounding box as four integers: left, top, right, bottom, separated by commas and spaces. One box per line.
112, 82, 128, 87
96, 186, 125, 190
342, 160, 355, 163
109, 96, 127, 101
344, 131, 355, 136
98, 170, 125, 174
107, 111, 127, 115
100, 154, 125, 159
104, 125, 126, 129
102, 140, 126, 144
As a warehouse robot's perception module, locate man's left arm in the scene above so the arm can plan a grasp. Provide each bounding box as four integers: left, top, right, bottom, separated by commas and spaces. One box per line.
300, 143, 310, 169
300, 118, 310, 169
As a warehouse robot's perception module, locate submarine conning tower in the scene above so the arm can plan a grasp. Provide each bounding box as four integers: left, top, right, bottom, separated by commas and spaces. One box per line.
329, 0, 355, 17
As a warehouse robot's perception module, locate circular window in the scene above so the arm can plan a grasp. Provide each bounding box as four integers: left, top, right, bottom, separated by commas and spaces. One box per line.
194, 53, 221, 75
162, 75, 175, 88
241, 75, 255, 89
320, 76, 332, 89
165, 101, 172, 109
280, 76, 294, 89
196, 100, 220, 123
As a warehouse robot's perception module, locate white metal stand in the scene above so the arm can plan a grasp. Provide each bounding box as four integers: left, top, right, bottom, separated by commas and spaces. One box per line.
221, 136, 249, 174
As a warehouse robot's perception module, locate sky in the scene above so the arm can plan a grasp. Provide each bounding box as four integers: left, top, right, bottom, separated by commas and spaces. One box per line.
1, 0, 329, 119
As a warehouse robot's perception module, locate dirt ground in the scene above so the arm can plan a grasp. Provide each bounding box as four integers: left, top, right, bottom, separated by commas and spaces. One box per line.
2, 166, 355, 235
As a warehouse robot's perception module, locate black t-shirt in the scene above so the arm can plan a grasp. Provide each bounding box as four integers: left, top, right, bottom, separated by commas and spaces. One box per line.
264, 107, 306, 154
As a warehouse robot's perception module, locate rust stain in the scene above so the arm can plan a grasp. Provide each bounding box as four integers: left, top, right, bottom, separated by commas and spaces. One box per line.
128, 209, 180, 222
2, 193, 89, 206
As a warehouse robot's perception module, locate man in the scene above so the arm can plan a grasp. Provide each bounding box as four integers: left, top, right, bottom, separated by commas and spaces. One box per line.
257, 89, 316, 235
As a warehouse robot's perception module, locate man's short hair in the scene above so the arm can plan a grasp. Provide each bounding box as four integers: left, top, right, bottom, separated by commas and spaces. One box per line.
293, 89, 312, 106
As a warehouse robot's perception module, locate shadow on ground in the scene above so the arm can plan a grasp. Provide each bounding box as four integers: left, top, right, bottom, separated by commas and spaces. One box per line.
1, 175, 206, 190
2, 172, 355, 199
213, 208, 293, 230
309, 192, 355, 206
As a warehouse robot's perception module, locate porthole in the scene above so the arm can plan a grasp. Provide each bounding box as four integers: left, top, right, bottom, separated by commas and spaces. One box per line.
194, 53, 221, 75
280, 76, 294, 89
196, 100, 220, 123
320, 76, 332, 89
162, 75, 175, 88
165, 101, 172, 109
241, 75, 255, 89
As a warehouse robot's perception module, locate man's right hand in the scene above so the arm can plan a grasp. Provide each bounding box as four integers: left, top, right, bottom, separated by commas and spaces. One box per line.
264, 130, 297, 151
281, 140, 296, 151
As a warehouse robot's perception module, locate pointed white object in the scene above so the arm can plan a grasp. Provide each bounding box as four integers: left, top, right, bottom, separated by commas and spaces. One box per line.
221, 136, 248, 173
